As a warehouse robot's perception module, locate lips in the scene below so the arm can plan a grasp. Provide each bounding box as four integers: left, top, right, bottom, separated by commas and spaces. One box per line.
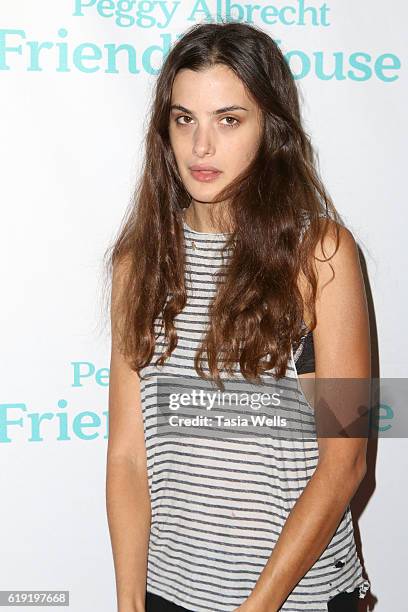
190, 164, 220, 172
189, 166, 222, 182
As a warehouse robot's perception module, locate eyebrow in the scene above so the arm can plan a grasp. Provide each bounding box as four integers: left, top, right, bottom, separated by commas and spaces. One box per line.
170, 104, 249, 115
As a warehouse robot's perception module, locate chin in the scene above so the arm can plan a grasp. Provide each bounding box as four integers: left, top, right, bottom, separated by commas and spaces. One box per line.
187, 183, 226, 203
189, 192, 220, 204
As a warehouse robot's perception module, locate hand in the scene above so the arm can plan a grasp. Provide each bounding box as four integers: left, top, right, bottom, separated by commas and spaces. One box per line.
232, 596, 277, 612
232, 599, 259, 612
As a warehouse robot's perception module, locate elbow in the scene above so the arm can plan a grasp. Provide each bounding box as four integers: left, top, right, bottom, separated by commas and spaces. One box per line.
106, 451, 149, 476
354, 455, 367, 483
350, 455, 368, 489
347, 458, 367, 498
349, 445, 368, 483
318, 452, 367, 486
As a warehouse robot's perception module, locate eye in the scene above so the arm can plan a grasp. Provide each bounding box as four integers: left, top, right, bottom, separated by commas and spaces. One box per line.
175, 115, 194, 126
174, 115, 240, 128
220, 116, 240, 128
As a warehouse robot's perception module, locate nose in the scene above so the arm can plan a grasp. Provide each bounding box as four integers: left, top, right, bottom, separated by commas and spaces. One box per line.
192, 123, 215, 157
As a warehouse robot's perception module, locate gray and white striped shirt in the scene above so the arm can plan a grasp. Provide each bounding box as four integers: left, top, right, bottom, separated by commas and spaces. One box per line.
139, 218, 370, 611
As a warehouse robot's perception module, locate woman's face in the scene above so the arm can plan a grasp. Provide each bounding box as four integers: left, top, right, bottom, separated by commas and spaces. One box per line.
169, 64, 263, 205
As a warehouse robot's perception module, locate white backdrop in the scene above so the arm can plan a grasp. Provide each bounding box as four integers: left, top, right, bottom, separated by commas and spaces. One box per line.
1, 1, 406, 610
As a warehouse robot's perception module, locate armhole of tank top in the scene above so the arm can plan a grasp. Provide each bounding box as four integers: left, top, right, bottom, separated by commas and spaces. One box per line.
289, 344, 315, 414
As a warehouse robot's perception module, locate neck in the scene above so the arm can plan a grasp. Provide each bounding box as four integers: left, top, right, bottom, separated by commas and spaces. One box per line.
183, 201, 232, 233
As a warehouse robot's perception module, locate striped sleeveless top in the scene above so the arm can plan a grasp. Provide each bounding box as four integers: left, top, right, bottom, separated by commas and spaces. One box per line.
139, 218, 371, 611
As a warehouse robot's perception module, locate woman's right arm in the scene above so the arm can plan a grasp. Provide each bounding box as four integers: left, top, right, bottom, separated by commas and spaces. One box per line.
106, 257, 151, 612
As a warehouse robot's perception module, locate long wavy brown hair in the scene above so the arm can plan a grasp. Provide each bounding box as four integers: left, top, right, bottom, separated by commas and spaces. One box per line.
101, 21, 341, 390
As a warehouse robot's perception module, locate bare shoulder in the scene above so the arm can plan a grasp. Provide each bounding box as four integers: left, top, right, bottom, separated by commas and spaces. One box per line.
313, 220, 360, 296
297, 219, 362, 329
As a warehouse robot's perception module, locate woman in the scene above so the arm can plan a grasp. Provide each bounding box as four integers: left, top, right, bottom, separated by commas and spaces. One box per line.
105, 21, 371, 612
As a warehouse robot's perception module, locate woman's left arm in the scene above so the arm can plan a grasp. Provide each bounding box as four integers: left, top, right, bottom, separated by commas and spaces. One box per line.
236, 223, 371, 612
